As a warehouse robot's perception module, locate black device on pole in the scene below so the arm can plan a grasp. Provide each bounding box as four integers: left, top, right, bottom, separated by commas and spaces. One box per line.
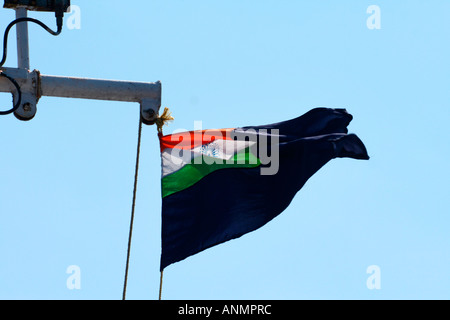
3, 0, 70, 13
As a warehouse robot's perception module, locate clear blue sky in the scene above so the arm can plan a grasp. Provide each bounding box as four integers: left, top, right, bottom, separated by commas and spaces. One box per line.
1, 0, 449, 300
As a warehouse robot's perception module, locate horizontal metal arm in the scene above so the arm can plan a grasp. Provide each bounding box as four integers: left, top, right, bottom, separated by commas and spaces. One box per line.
41, 74, 161, 103
0, 67, 161, 123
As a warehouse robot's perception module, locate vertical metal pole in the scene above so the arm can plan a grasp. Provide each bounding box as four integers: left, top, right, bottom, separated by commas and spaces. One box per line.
15, 7, 30, 70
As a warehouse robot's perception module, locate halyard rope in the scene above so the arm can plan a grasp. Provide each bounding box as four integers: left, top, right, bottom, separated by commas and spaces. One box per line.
123, 108, 173, 300
122, 115, 143, 300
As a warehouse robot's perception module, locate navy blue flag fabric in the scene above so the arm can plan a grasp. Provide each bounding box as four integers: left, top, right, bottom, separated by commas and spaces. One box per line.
159, 108, 369, 270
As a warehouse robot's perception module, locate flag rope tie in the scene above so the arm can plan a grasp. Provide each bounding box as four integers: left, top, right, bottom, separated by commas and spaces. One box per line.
156, 107, 174, 134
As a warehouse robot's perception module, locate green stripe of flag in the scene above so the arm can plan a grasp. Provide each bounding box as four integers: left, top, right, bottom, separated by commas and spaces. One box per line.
162, 147, 261, 198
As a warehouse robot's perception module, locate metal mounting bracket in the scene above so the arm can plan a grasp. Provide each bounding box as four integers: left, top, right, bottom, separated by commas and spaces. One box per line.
0, 5, 162, 124
0, 67, 162, 122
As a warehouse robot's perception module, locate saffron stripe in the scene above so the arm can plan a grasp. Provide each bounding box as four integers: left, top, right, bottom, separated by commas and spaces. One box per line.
159, 129, 235, 152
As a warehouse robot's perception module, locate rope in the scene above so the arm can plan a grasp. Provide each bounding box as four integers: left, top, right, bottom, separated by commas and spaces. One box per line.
159, 270, 164, 300
122, 115, 143, 300
122, 108, 173, 300
156, 108, 172, 300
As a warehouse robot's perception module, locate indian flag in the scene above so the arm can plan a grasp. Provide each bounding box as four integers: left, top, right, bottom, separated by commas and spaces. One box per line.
159, 108, 369, 270
160, 129, 262, 198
